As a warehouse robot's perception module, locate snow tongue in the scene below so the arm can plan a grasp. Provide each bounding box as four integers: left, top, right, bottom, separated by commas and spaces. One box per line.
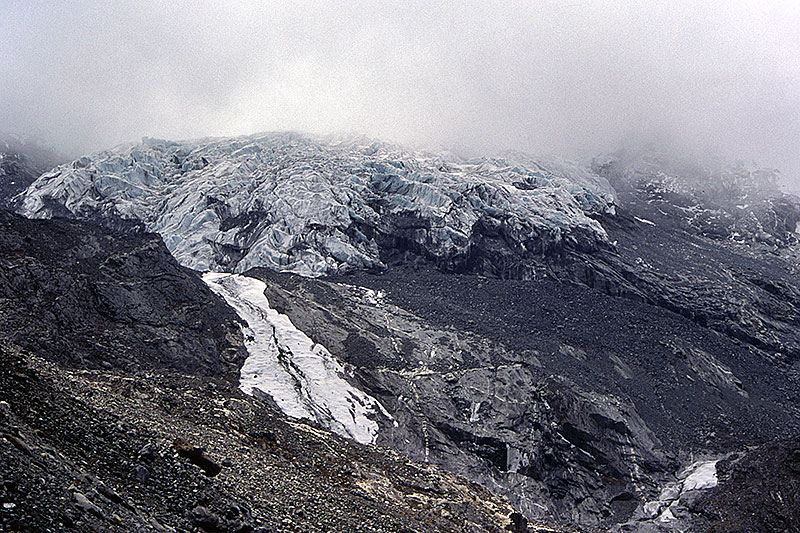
203, 272, 390, 445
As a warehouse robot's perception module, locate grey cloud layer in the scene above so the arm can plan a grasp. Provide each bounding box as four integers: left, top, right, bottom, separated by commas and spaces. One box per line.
2, 1, 799, 186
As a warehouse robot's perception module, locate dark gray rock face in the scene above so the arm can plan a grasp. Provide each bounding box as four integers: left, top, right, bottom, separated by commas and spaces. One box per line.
694, 439, 800, 532
573, 152, 800, 364
246, 262, 800, 529
0, 210, 246, 376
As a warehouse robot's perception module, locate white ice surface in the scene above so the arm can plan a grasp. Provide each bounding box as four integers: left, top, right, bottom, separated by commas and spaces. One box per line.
203, 272, 388, 444
681, 460, 718, 491
19, 133, 616, 276
647, 459, 720, 523
634, 216, 656, 226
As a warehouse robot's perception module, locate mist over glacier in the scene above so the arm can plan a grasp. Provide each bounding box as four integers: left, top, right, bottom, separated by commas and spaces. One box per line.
1, 1, 799, 187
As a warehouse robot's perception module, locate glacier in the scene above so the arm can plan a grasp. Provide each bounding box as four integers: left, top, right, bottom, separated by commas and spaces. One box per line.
18, 132, 616, 276
203, 272, 389, 444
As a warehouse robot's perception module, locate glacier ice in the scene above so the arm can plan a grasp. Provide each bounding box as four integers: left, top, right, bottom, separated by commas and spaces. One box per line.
19, 132, 616, 276
203, 272, 389, 444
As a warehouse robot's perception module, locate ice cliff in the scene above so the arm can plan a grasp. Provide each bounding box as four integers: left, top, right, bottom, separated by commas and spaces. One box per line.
19, 132, 616, 276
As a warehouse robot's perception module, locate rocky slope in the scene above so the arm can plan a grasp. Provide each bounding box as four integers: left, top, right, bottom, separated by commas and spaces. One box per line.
10, 135, 800, 531
0, 210, 246, 376
695, 439, 800, 532
0, 344, 544, 533
242, 260, 800, 530
0, 211, 541, 533
584, 151, 800, 365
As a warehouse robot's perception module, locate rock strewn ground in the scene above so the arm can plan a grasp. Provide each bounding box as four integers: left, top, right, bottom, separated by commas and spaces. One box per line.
0, 342, 553, 533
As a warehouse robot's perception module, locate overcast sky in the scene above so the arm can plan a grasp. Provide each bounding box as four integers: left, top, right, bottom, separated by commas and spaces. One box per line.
1, 1, 799, 186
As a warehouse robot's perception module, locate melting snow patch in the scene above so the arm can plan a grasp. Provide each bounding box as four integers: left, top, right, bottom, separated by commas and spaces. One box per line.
469, 401, 482, 423
681, 460, 718, 491
362, 287, 386, 306
645, 459, 720, 523
203, 272, 389, 445
634, 216, 657, 226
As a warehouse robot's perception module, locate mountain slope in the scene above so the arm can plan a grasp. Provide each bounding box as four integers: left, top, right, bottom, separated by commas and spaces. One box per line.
0, 134, 64, 208
0, 210, 246, 376
0, 211, 539, 533
244, 261, 799, 529
12, 134, 800, 531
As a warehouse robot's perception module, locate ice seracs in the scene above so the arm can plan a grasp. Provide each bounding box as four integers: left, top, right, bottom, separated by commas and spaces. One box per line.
19, 132, 616, 276
203, 272, 389, 445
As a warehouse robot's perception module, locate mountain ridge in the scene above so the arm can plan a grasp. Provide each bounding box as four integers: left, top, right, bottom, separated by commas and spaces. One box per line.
5, 132, 800, 531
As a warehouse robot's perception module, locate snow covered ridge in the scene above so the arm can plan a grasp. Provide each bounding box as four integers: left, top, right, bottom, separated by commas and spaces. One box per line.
203, 272, 390, 444
18, 132, 616, 276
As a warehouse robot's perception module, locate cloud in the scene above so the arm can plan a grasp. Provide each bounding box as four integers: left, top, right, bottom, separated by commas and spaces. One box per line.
2, 0, 799, 186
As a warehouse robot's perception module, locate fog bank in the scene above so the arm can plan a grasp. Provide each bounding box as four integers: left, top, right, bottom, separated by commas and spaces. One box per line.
2, 1, 798, 186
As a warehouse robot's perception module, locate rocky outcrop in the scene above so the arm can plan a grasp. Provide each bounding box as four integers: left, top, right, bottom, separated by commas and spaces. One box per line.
695, 440, 800, 532
570, 152, 800, 363
0, 210, 246, 376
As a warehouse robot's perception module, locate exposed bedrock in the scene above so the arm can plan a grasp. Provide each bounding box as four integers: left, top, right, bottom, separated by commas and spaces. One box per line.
0, 210, 246, 376
245, 266, 800, 528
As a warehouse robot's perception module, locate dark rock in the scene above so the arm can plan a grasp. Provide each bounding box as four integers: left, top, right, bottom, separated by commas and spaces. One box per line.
133, 464, 149, 483
137, 443, 156, 462
0, 226, 518, 533
0, 210, 247, 377
173, 438, 222, 477
696, 439, 800, 532
3, 434, 33, 457
231, 521, 254, 533
95, 481, 124, 505
72, 492, 103, 517
189, 506, 222, 532
506, 512, 528, 532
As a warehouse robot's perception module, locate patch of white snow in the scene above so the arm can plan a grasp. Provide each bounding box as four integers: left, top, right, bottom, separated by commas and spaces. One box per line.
203, 272, 389, 445
681, 460, 718, 491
